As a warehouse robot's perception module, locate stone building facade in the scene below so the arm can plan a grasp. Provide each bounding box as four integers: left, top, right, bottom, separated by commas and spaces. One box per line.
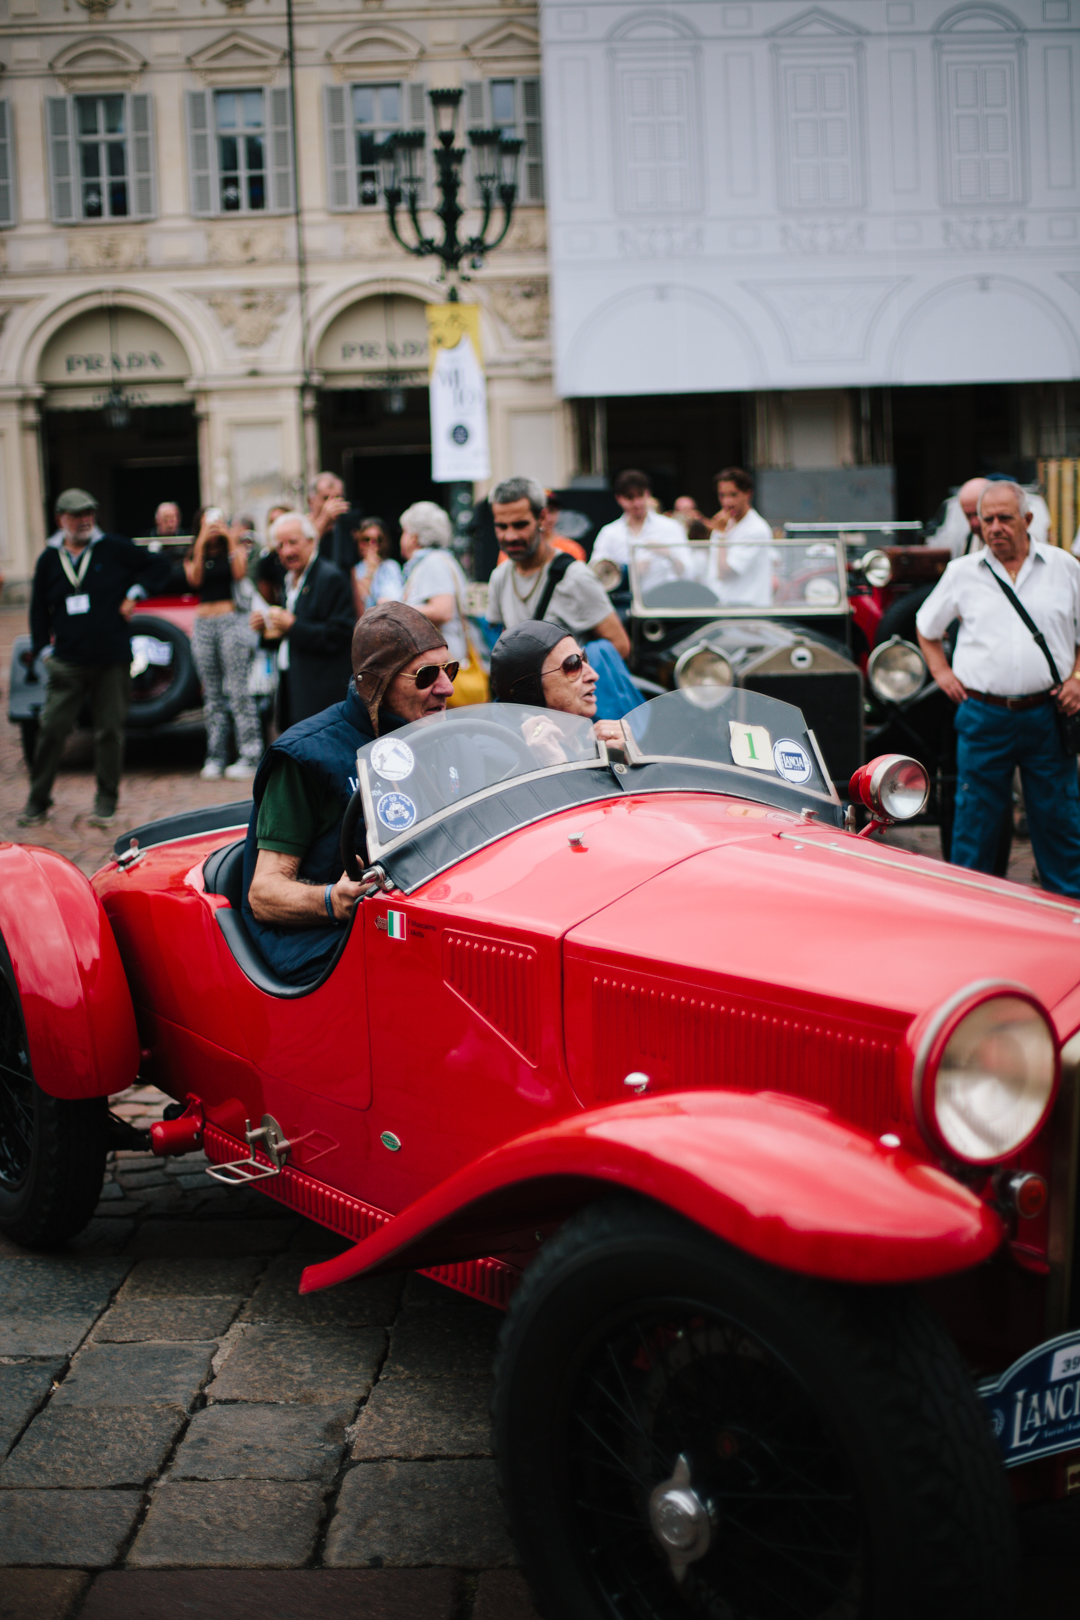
0, 0, 568, 583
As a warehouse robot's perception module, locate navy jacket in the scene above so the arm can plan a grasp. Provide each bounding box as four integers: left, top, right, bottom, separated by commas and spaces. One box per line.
241, 685, 403, 981
273, 555, 355, 728
30, 535, 174, 665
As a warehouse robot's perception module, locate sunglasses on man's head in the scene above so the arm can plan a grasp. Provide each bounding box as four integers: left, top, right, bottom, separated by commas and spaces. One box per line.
404, 660, 459, 690
541, 651, 588, 679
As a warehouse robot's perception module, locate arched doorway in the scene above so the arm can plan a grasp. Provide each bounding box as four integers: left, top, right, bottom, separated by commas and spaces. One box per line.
39, 305, 199, 537
315, 293, 441, 529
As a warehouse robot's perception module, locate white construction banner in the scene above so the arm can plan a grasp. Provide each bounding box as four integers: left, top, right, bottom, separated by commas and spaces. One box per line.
426, 303, 490, 483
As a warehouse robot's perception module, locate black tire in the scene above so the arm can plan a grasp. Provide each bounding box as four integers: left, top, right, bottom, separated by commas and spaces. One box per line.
126, 614, 199, 729
875, 583, 937, 648
0, 974, 108, 1248
495, 1196, 1018, 1620
19, 719, 38, 769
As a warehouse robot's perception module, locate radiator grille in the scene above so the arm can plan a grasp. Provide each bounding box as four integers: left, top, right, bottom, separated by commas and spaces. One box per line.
444, 932, 540, 1063
590, 977, 900, 1130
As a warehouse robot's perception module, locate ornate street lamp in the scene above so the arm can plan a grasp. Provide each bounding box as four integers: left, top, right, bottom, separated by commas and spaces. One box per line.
378, 86, 524, 299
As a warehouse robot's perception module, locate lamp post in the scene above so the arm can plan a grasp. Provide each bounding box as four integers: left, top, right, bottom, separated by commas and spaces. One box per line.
378, 87, 524, 299
379, 87, 523, 551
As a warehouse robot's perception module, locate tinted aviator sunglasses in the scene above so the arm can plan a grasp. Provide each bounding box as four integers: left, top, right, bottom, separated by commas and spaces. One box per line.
404, 659, 459, 690
542, 651, 589, 678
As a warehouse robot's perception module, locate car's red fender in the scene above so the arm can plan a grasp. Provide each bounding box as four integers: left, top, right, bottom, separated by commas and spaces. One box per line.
300, 1090, 1004, 1295
0, 842, 139, 1100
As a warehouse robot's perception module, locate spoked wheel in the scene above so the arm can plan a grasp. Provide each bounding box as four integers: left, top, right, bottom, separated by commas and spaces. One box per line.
0, 972, 108, 1248
495, 1198, 1018, 1620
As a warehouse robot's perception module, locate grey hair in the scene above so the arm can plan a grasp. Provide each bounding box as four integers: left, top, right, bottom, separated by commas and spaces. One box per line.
399, 500, 452, 549
270, 512, 318, 546
977, 481, 1031, 519
310, 471, 344, 496
490, 476, 546, 517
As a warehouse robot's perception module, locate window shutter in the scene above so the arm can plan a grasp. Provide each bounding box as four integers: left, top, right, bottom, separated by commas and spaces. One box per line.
0, 101, 14, 227
268, 87, 294, 212
46, 96, 77, 224
465, 81, 485, 125
408, 81, 428, 129
522, 77, 544, 202
129, 93, 156, 219
324, 84, 352, 210
186, 90, 215, 216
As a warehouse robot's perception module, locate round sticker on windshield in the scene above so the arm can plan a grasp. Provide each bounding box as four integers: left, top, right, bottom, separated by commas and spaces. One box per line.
370, 738, 415, 782
376, 792, 417, 833
773, 739, 813, 784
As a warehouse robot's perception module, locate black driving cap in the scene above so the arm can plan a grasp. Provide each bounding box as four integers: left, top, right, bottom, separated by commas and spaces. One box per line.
490, 619, 569, 707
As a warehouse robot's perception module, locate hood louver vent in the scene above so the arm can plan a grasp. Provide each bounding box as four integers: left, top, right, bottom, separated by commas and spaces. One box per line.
445, 932, 540, 1064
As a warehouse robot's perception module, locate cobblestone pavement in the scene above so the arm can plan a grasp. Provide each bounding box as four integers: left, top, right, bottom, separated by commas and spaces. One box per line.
1, 603, 1077, 1617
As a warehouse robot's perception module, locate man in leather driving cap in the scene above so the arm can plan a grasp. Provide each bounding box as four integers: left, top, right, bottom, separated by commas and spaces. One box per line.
242, 602, 456, 982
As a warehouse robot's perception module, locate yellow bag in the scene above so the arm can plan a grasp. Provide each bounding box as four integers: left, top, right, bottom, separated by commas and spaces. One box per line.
446, 628, 489, 707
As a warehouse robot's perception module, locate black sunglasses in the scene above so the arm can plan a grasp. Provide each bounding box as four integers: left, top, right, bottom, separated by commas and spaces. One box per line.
404, 659, 459, 690
541, 651, 588, 679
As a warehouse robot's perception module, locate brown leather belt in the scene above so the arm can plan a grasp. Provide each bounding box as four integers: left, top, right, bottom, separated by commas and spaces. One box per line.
966, 689, 1054, 711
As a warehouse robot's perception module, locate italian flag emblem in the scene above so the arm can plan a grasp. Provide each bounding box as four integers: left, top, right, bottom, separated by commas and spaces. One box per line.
387, 911, 407, 941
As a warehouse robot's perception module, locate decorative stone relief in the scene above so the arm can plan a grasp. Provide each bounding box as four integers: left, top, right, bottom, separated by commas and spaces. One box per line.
617, 226, 703, 259
188, 31, 285, 88
487, 278, 549, 341
942, 216, 1025, 251
204, 289, 287, 348
747, 278, 903, 363
780, 220, 865, 254
67, 231, 149, 271
207, 223, 286, 265
75, 0, 117, 17
50, 37, 145, 91
502, 212, 547, 254
343, 216, 397, 257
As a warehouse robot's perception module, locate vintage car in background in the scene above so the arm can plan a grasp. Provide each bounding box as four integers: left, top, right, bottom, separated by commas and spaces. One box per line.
613, 523, 983, 858
2, 687, 1078, 1618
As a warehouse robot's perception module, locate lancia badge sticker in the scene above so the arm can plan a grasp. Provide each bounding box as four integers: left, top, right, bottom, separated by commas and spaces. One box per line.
728, 722, 774, 772
376, 792, 417, 833
978, 1330, 1080, 1467
370, 738, 415, 782
773, 739, 813, 784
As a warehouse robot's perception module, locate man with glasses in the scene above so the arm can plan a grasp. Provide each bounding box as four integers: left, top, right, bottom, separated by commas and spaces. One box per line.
244, 602, 456, 982
916, 480, 1080, 896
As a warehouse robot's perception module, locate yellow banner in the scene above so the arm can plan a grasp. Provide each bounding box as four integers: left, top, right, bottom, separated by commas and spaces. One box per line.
426, 303, 483, 373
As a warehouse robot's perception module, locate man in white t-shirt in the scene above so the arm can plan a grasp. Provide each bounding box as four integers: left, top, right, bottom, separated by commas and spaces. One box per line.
486, 476, 630, 658
592, 469, 694, 593
705, 467, 773, 607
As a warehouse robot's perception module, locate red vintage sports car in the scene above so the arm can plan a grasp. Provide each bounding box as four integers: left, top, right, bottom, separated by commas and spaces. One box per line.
1, 687, 1077, 1619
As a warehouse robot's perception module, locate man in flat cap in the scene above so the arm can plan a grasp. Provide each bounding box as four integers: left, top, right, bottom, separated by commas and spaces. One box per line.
19, 488, 173, 828
243, 601, 457, 982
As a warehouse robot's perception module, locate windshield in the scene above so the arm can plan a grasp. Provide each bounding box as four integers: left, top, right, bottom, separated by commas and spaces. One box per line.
357, 691, 838, 882
628, 537, 846, 615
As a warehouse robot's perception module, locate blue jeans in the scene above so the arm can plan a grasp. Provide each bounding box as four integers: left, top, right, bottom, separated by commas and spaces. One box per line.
952, 697, 1080, 897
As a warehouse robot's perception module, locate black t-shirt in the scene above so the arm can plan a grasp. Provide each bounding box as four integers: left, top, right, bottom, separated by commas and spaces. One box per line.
199, 548, 235, 603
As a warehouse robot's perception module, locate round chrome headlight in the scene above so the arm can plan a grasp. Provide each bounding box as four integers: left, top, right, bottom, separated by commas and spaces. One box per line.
674, 646, 734, 692
868, 637, 927, 705
804, 577, 840, 605
862, 549, 893, 588
591, 557, 623, 593
914, 985, 1058, 1164
848, 754, 929, 822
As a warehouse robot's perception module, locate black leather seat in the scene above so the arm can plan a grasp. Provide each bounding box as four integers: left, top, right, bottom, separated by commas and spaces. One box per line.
203, 840, 351, 999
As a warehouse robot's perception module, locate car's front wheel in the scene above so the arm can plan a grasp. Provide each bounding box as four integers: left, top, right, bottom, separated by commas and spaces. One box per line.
0, 975, 108, 1248
494, 1196, 1017, 1620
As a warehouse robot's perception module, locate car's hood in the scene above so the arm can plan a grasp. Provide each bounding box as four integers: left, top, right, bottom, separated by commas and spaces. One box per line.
565, 822, 1080, 1034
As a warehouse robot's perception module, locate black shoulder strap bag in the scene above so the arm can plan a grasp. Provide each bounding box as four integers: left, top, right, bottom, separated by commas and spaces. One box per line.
534, 551, 576, 624
985, 564, 1080, 754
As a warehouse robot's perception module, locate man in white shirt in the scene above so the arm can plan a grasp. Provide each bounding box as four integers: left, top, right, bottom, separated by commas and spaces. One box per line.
704, 467, 773, 607
592, 469, 695, 595
916, 480, 1080, 895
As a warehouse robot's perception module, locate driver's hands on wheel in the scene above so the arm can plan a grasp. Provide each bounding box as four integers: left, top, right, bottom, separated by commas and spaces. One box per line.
329, 871, 380, 922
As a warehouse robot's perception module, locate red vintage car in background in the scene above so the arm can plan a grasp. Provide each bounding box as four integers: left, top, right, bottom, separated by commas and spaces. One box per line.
1, 687, 1077, 1619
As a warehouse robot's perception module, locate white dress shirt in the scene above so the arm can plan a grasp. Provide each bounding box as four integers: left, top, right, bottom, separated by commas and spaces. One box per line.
916, 540, 1080, 696
592, 510, 695, 594
705, 507, 774, 607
